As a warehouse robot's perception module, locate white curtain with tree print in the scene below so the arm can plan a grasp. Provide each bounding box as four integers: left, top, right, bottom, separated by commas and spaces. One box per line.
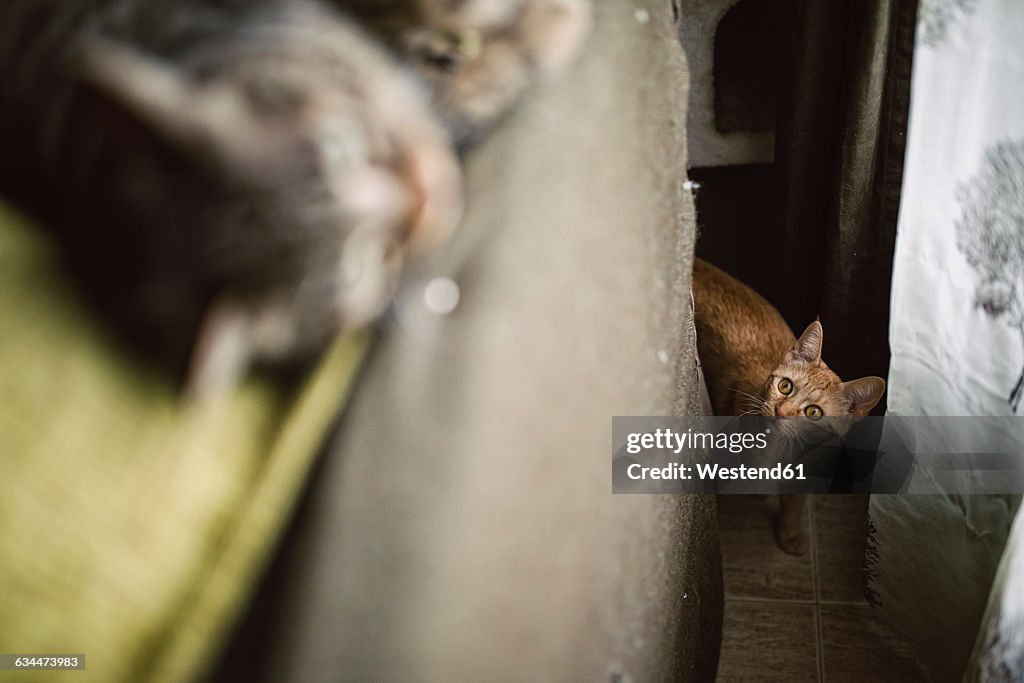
870, 0, 1024, 679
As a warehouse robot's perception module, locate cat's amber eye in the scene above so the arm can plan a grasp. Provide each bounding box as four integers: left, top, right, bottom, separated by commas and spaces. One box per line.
778, 378, 794, 395
805, 405, 823, 420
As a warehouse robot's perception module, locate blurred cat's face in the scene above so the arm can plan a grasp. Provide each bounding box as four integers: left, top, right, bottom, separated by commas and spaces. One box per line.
759, 322, 886, 439
183, 23, 465, 366
348, 0, 591, 143
410, 0, 590, 140
76, 8, 463, 390
237, 74, 463, 333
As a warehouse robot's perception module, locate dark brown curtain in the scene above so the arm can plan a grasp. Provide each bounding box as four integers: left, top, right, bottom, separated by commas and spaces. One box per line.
694, 0, 917, 414
774, 0, 918, 411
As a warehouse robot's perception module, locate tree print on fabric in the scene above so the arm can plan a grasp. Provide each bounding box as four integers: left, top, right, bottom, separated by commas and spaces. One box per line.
956, 139, 1024, 412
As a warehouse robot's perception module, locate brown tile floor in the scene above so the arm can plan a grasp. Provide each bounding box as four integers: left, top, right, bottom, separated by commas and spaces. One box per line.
716, 495, 933, 682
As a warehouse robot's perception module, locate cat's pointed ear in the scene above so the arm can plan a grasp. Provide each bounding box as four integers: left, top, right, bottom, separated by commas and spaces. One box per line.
76, 39, 259, 171
786, 321, 824, 365
184, 299, 254, 402
840, 377, 886, 416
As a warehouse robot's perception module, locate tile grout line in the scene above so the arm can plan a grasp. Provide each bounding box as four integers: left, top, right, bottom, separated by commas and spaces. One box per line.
726, 596, 814, 605
813, 603, 823, 683
725, 595, 869, 606
809, 496, 826, 683
721, 496, 863, 681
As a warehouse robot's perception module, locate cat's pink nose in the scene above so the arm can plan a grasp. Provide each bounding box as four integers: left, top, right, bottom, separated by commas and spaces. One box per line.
775, 404, 796, 417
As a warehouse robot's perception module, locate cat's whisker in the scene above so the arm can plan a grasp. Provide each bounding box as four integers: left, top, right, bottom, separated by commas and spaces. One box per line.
792, 429, 815, 459
731, 388, 766, 406
774, 438, 789, 463
765, 434, 793, 468
731, 389, 769, 419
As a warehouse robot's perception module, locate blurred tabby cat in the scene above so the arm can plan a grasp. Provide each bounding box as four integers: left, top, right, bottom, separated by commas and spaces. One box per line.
693, 258, 885, 555
0, 0, 592, 393
0, 0, 464, 393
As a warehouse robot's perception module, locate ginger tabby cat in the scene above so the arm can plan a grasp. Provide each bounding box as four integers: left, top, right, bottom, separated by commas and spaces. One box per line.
692, 258, 885, 555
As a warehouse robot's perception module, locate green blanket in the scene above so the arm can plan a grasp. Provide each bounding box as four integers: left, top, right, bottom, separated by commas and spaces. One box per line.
0, 202, 369, 682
